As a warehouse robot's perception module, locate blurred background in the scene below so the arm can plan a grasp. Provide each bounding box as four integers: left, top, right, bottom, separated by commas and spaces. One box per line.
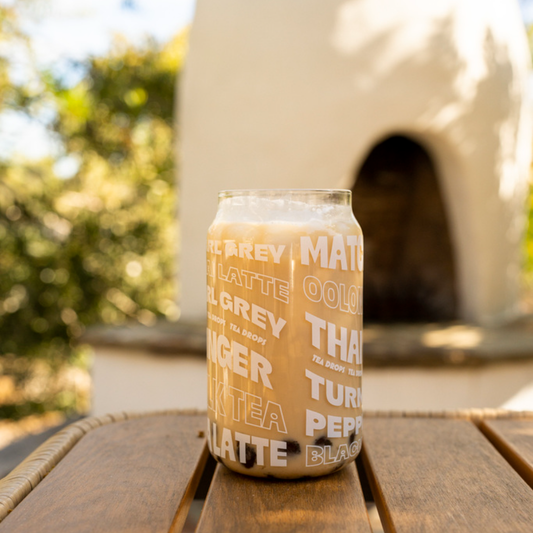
0, 0, 191, 451
1, 0, 533, 469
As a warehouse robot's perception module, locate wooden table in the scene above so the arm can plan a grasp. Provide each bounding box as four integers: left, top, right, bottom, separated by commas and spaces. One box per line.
1, 409, 533, 532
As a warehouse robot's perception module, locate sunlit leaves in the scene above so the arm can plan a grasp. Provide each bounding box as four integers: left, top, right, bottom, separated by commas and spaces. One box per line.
0, 20, 185, 417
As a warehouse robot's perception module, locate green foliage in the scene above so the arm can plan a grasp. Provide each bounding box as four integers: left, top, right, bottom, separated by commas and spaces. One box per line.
0, 7, 187, 418
0, 5, 22, 109
525, 26, 533, 291
526, 186, 533, 280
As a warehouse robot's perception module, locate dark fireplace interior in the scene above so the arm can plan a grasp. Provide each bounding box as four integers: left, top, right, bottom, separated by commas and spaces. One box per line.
352, 135, 457, 322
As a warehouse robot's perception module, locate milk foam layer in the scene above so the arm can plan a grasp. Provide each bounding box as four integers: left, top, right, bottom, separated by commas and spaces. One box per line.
207, 191, 363, 478
215, 193, 356, 226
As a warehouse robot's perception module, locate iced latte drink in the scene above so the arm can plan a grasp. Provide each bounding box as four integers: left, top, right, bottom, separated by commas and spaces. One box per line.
206, 190, 363, 478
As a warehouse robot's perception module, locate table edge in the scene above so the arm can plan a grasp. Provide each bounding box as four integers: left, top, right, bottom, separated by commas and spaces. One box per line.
0, 409, 207, 523
363, 408, 533, 420
1, 408, 532, 523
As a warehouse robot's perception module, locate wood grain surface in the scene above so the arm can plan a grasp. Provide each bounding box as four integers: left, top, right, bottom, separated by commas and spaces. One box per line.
0, 414, 207, 533
196, 462, 372, 533
480, 418, 533, 489
362, 417, 533, 533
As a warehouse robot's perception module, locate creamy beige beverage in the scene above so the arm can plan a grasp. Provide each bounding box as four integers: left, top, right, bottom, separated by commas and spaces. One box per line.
206, 190, 363, 478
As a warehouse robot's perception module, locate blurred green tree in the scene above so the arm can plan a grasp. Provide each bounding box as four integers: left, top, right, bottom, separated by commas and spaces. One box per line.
525, 25, 533, 304
527, 187, 533, 288
0, 4, 186, 419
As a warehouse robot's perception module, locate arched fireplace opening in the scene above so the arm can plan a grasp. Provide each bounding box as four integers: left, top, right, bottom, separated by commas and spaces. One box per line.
352, 135, 457, 322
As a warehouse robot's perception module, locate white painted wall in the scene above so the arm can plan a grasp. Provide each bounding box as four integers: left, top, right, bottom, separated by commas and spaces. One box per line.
91, 348, 207, 416
179, 0, 531, 325
91, 348, 533, 415
364, 362, 533, 411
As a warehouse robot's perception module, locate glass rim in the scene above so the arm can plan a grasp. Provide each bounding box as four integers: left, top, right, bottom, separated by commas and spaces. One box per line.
218, 189, 352, 201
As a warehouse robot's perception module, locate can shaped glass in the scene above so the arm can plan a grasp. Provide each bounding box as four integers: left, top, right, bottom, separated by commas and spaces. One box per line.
206, 189, 363, 478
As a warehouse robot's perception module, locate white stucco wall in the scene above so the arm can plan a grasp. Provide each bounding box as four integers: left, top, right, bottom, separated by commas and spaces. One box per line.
91, 348, 207, 416
179, 0, 531, 324
90, 347, 533, 414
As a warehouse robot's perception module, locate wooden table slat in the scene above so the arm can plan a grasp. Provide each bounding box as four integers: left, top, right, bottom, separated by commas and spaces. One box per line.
3, 410, 533, 533
196, 462, 373, 533
480, 418, 533, 489
362, 418, 533, 533
0, 414, 207, 533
